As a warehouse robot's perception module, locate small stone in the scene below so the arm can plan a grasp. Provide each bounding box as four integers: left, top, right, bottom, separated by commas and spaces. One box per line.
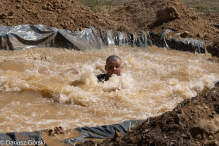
170, 141, 175, 146
209, 135, 213, 140
197, 33, 204, 38
180, 31, 190, 38
192, 100, 198, 104
143, 129, 150, 133
8, 11, 14, 16
8, 16, 14, 19
184, 31, 190, 34
164, 134, 167, 138
56, 9, 61, 14
196, 134, 201, 139
49, 129, 53, 133
42, 5, 47, 10
194, 141, 200, 146
0, 14, 7, 19
48, 129, 54, 136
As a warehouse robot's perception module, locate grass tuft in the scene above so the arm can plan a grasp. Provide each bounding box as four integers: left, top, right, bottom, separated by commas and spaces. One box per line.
180, 0, 219, 15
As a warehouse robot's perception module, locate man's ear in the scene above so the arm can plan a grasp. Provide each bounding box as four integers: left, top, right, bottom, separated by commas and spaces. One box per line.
105, 65, 107, 71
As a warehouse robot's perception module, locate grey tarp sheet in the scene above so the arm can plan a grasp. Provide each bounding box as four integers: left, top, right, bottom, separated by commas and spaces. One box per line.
213, 24, 219, 28
65, 120, 143, 144
0, 25, 207, 53
159, 29, 206, 53
0, 120, 142, 145
0, 24, 151, 51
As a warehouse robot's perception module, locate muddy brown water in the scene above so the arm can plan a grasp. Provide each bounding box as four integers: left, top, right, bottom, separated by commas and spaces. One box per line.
0, 46, 218, 133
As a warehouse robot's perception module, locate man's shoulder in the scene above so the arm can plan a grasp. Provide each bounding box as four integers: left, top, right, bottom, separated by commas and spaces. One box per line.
97, 73, 107, 82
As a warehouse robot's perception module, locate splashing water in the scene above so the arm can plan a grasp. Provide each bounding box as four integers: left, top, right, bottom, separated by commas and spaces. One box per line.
0, 46, 218, 133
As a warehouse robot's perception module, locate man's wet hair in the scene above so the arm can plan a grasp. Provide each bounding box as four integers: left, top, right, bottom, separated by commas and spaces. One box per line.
106, 55, 121, 63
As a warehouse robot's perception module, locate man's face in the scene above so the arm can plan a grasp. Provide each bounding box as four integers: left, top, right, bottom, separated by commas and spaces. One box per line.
105, 60, 123, 77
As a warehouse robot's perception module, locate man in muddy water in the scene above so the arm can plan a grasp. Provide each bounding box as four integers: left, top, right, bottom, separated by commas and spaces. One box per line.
97, 55, 123, 82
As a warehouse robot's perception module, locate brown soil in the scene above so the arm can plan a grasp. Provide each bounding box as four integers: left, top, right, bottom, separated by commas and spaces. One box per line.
0, 0, 113, 32
0, 0, 218, 38
202, 14, 219, 25
106, 0, 219, 56
107, 0, 219, 37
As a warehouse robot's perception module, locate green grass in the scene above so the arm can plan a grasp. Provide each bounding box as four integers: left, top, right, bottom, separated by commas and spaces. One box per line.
179, 0, 219, 15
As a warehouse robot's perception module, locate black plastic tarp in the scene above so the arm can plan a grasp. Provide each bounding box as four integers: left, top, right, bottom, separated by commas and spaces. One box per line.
0, 120, 142, 146
65, 120, 143, 144
0, 25, 151, 51
159, 29, 206, 53
213, 24, 219, 28
0, 25, 209, 54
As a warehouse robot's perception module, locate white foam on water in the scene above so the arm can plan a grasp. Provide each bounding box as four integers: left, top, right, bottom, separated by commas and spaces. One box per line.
79, 65, 98, 86
0, 46, 219, 132
102, 72, 136, 91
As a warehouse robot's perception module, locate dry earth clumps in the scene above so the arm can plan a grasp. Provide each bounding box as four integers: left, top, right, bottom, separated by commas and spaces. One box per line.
0, 0, 113, 32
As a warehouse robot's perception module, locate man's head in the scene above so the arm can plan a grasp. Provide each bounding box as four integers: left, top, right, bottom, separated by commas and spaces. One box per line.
105, 55, 123, 78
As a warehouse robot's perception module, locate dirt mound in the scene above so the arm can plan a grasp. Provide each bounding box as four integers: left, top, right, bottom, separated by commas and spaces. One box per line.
206, 38, 219, 57
202, 14, 219, 25
94, 83, 219, 145
106, 0, 219, 56
0, 0, 113, 32
0, 0, 218, 45
108, 0, 219, 40
0, 0, 218, 41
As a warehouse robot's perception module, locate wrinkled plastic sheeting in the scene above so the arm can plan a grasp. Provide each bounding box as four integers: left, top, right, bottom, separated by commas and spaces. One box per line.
131, 31, 152, 48
213, 24, 219, 29
64, 120, 143, 144
160, 29, 206, 53
0, 24, 151, 50
0, 24, 103, 50
0, 120, 142, 145
99, 29, 151, 48
0, 131, 46, 146
0, 25, 58, 50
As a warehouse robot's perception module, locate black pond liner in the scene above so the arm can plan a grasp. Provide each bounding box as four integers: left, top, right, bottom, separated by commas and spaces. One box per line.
158, 29, 206, 53
0, 24, 151, 51
213, 24, 219, 29
0, 25, 209, 145
0, 120, 143, 146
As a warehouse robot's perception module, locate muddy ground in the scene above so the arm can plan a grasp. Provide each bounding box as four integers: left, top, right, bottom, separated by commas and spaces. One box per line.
0, 0, 219, 145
